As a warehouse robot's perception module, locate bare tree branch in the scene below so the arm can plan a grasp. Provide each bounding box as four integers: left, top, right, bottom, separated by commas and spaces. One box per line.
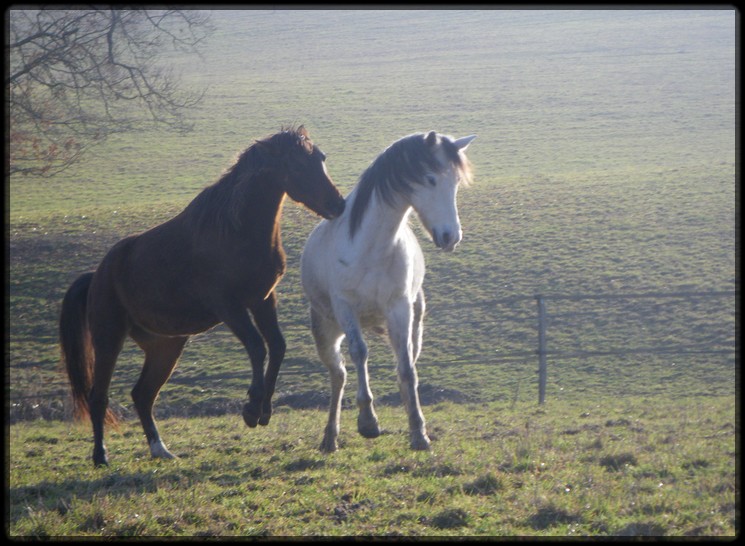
7, 8, 213, 177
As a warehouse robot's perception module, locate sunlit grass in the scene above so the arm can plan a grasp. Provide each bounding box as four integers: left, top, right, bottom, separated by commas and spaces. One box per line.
8, 397, 736, 536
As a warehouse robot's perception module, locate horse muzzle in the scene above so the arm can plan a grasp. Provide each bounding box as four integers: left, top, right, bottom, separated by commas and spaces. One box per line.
432, 227, 462, 252
320, 196, 345, 220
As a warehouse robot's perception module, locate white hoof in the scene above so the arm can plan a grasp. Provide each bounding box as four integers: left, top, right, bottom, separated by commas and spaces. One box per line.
150, 439, 177, 459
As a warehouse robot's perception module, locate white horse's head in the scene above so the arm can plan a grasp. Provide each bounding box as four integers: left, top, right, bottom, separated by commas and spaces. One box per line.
409, 131, 476, 252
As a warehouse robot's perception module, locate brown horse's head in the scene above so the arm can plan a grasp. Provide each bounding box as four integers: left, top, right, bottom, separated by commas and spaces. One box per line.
259, 126, 345, 219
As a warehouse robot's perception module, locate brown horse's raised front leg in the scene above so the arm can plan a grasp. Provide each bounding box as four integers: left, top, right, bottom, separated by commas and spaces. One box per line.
251, 291, 286, 426
220, 305, 267, 428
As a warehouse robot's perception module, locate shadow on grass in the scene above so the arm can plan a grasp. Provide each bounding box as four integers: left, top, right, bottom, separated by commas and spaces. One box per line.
275, 382, 473, 410
8, 466, 209, 524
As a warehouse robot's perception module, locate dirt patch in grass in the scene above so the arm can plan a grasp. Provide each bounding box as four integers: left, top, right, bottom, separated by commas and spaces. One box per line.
462, 473, 504, 496
599, 452, 638, 471
527, 506, 581, 530
616, 521, 667, 536
429, 508, 470, 530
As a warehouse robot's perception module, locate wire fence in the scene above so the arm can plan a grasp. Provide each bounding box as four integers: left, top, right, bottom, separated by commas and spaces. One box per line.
10, 289, 738, 416
531, 290, 738, 404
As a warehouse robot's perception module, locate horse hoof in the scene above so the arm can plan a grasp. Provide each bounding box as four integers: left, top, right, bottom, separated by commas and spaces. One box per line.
150, 440, 177, 459
242, 404, 260, 428
92, 447, 109, 467
319, 441, 338, 453
358, 424, 381, 439
260, 401, 272, 425
411, 436, 432, 451
152, 451, 177, 460
319, 434, 338, 453
358, 414, 381, 438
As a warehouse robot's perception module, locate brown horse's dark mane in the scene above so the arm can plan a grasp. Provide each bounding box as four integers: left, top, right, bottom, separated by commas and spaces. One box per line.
187, 127, 313, 235
348, 132, 472, 238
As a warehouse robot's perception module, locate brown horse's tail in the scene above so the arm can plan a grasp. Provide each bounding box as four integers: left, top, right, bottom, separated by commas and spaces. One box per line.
59, 272, 117, 425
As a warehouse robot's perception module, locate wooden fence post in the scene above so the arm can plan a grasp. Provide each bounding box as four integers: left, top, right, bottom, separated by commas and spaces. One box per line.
536, 295, 547, 405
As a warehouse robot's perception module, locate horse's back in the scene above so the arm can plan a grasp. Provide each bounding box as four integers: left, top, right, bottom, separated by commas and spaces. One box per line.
90, 218, 221, 335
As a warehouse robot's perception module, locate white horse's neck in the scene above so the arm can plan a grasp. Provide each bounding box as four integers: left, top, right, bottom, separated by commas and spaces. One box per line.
344, 185, 413, 253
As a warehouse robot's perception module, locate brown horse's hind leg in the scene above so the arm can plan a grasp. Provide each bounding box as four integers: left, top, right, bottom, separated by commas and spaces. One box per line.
131, 329, 187, 460
251, 292, 286, 426
88, 306, 128, 466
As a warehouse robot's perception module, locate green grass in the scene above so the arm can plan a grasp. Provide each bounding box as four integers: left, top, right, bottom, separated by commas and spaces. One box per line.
7, 9, 736, 537
7, 397, 736, 536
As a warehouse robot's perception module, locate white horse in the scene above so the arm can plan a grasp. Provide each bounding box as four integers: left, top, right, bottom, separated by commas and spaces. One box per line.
301, 131, 476, 452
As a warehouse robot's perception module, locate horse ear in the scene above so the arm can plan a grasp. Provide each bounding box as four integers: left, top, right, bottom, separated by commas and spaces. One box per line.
297, 125, 309, 139
425, 131, 438, 146
453, 135, 477, 151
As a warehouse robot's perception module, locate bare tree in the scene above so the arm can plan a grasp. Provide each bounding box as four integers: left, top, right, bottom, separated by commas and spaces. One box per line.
6, 8, 213, 177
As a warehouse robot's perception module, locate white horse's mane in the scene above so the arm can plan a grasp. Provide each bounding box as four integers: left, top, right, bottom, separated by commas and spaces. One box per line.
348, 132, 472, 238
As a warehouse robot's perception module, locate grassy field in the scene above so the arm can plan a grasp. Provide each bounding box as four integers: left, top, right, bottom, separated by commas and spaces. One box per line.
7, 9, 737, 537
7, 397, 737, 536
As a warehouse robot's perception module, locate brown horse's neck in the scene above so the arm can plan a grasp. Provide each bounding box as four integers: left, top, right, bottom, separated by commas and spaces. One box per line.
188, 168, 287, 250
234, 172, 286, 248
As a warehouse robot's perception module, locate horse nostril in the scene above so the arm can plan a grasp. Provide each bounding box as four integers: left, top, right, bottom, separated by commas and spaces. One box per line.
433, 229, 460, 250
434, 230, 451, 248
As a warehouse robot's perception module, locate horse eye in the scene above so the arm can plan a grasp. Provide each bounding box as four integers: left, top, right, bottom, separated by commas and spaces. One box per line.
426, 174, 437, 186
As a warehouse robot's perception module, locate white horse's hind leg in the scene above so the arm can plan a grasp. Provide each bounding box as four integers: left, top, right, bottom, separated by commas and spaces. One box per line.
333, 300, 381, 439
311, 308, 346, 453
387, 298, 431, 451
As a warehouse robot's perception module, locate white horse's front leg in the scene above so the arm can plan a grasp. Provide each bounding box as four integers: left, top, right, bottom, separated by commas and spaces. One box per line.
387, 299, 431, 451
412, 289, 425, 364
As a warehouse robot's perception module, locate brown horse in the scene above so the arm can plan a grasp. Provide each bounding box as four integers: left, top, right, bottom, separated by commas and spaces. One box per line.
59, 126, 345, 466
